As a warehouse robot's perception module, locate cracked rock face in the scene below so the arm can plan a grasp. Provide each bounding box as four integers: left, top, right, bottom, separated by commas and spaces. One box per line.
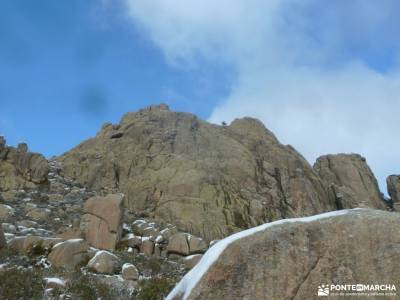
174, 209, 400, 300
58, 105, 334, 241
0, 139, 49, 191
80, 193, 124, 250
314, 154, 386, 210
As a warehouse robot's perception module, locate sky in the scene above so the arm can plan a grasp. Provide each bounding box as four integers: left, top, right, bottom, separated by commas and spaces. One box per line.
1, 1, 399, 194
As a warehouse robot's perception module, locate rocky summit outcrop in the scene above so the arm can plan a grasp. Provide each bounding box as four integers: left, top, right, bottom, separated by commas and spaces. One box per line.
314, 154, 386, 210
58, 104, 335, 241
80, 193, 124, 250
387, 175, 400, 208
0, 138, 49, 191
168, 209, 400, 300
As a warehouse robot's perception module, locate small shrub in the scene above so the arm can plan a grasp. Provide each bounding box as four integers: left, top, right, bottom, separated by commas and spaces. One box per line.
66, 272, 116, 300
0, 247, 14, 260
29, 243, 47, 256
74, 255, 91, 271
136, 277, 175, 300
145, 257, 163, 274
0, 267, 43, 299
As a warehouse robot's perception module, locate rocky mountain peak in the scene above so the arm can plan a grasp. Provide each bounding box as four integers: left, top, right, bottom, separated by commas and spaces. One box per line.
58, 105, 341, 240
229, 117, 278, 143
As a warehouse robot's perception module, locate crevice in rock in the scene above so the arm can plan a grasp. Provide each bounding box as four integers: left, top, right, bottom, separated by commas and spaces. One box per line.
290, 255, 322, 300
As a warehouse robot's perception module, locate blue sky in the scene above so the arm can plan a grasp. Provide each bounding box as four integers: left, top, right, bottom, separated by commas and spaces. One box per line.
1, 0, 400, 193
0, 0, 232, 156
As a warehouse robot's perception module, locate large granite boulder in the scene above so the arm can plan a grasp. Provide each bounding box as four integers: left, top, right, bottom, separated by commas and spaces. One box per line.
314, 154, 386, 210
167, 233, 190, 256
387, 175, 400, 208
48, 239, 90, 269
8, 236, 62, 254
0, 138, 49, 191
87, 250, 121, 274
58, 104, 334, 240
80, 193, 124, 250
122, 263, 139, 281
168, 209, 400, 300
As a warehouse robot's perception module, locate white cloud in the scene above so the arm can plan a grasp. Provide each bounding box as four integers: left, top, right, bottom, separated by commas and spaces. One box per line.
124, 0, 400, 193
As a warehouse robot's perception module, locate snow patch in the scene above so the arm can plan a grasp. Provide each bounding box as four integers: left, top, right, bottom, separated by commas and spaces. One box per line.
52, 238, 84, 249
160, 228, 169, 234
0, 263, 8, 270
132, 219, 146, 225
155, 235, 163, 243
44, 277, 66, 287
184, 254, 202, 261
123, 223, 131, 231
124, 233, 135, 239
167, 209, 360, 300
36, 257, 51, 269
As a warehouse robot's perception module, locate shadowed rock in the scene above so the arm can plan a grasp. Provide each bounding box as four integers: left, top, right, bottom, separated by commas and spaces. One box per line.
387, 175, 400, 205
0, 226, 6, 249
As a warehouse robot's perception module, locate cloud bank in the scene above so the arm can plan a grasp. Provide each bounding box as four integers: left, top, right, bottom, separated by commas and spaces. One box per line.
124, 0, 400, 193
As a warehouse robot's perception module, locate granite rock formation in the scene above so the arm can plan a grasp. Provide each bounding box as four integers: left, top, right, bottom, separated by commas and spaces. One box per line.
168, 209, 400, 300
59, 104, 335, 240
0, 138, 49, 191
80, 193, 124, 250
314, 154, 386, 210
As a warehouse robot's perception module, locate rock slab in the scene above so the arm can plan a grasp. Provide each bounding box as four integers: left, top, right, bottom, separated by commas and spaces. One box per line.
48, 239, 90, 269
80, 193, 124, 250
168, 209, 400, 300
